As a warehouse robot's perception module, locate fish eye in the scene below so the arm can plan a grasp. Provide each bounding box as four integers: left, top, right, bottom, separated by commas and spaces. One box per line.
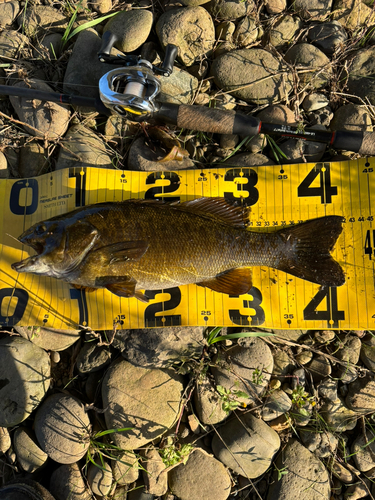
35, 223, 47, 235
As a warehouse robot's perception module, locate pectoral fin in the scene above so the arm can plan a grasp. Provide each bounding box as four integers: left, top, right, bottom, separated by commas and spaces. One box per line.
198, 268, 252, 295
94, 240, 149, 265
106, 282, 149, 302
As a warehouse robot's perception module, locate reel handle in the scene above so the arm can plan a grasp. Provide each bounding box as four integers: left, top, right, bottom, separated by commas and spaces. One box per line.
160, 44, 178, 76
98, 31, 122, 63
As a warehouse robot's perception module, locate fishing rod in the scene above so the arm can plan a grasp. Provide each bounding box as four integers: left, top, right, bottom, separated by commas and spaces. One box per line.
0, 30, 373, 156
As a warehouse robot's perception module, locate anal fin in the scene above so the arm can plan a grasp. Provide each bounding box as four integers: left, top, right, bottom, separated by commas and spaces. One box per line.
198, 268, 252, 296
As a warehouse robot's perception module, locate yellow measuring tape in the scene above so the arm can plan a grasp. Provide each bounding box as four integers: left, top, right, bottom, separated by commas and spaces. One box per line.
0, 159, 373, 330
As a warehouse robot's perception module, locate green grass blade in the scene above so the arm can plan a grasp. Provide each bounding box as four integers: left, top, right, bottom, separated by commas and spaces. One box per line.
64, 12, 118, 45
94, 427, 132, 438
60, 5, 79, 49
209, 331, 274, 344
206, 326, 223, 344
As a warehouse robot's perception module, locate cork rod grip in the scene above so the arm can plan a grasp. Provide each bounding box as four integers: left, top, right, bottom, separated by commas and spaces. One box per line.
176, 105, 261, 136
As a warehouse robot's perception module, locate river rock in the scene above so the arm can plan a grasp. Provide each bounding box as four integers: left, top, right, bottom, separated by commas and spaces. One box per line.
18, 5, 68, 37
212, 413, 280, 477
158, 67, 199, 104
15, 326, 81, 351
63, 28, 119, 101
216, 20, 235, 40
76, 341, 111, 374
18, 142, 48, 177
169, 449, 231, 500
0, 1, 19, 27
142, 447, 168, 496
0, 151, 7, 177
233, 16, 259, 46
0, 30, 28, 59
115, 327, 204, 368
258, 104, 297, 125
307, 21, 347, 55
0, 480, 57, 500
103, 10, 153, 53
284, 43, 331, 89
272, 350, 294, 377
50, 463, 92, 500
332, 0, 375, 29
268, 15, 302, 49
267, 439, 330, 500
212, 338, 273, 405
346, 375, 375, 412
261, 390, 292, 421
264, 0, 286, 14
352, 428, 375, 472
306, 354, 331, 381
102, 359, 184, 449
360, 333, 375, 370
157, 7, 215, 66
34, 33, 63, 59
318, 378, 338, 402
0, 336, 50, 427
212, 48, 293, 105
222, 152, 274, 166
194, 376, 229, 424
9, 79, 70, 139
181, 0, 211, 5
206, 0, 255, 20
13, 427, 48, 473
55, 124, 113, 169
300, 429, 338, 458
275, 330, 307, 341
329, 459, 354, 483
320, 397, 358, 431
330, 104, 373, 131
292, 0, 333, 19
34, 393, 91, 464
91, 0, 112, 13
302, 92, 329, 111
87, 460, 113, 496
347, 46, 375, 105
0, 427, 11, 454
334, 334, 361, 382
346, 482, 372, 500
112, 451, 140, 485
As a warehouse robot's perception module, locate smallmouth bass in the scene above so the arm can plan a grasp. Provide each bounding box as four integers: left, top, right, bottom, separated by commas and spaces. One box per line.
11, 198, 345, 301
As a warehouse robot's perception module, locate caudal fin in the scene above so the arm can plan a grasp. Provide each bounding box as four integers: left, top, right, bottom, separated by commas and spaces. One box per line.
276, 216, 345, 286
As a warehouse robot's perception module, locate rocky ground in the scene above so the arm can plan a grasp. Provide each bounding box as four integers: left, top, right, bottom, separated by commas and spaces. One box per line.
0, 0, 375, 499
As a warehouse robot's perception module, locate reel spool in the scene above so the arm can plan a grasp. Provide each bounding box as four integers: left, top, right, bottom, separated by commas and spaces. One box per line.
99, 62, 161, 119
97, 31, 178, 120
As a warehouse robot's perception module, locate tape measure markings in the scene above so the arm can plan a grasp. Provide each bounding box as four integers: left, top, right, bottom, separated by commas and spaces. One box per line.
2, 162, 374, 329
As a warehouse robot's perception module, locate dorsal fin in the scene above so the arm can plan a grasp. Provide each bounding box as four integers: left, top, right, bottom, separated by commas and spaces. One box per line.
122, 197, 250, 227
178, 198, 250, 227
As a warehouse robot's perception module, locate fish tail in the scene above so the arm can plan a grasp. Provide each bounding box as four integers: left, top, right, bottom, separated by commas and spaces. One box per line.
276, 216, 345, 286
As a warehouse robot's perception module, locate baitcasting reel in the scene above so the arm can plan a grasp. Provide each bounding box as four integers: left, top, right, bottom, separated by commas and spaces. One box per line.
98, 31, 178, 120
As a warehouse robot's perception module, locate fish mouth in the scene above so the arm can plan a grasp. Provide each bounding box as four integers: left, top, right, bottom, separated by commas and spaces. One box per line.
11, 234, 46, 272
11, 255, 39, 272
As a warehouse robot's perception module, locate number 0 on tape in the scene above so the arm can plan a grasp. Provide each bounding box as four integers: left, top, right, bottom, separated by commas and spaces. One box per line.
0, 160, 373, 330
